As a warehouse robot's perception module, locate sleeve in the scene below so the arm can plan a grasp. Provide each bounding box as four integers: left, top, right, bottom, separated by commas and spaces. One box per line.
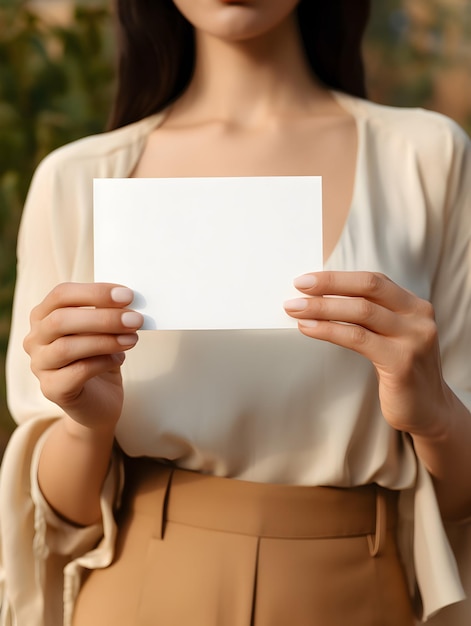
6, 150, 93, 423
423, 122, 471, 624
1, 152, 124, 626
0, 417, 123, 626
430, 120, 471, 411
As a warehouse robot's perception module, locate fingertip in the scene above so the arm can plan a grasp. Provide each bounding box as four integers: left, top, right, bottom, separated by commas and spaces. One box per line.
293, 274, 318, 290
110, 287, 134, 304
121, 311, 144, 329
111, 352, 126, 365
284, 298, 308, 312
299, 319, 319, 329
117, 333, 139, 347
298, 319, 319, 338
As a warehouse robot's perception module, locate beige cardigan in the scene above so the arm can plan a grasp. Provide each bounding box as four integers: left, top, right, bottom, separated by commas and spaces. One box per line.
1, 93, 471, 624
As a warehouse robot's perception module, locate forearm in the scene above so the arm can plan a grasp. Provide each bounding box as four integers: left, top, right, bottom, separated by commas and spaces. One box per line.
412, 388, 471, 522
38, 415, 116, 526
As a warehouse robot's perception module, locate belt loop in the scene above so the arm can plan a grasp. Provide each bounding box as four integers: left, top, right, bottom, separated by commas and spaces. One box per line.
151, 466, 175, 540
367, 486, 387, 558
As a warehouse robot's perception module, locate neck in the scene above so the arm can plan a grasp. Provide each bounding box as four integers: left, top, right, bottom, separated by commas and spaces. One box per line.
171, 14, 329, 127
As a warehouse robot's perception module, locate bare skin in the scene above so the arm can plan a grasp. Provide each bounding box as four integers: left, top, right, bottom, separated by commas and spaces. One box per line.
133, 6, 357, 261
284, 271, 471, 519
26, 283, 143, 525
26, 1, 471, 526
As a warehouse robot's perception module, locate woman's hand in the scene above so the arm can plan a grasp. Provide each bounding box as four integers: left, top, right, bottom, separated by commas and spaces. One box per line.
24, 282, 143, 433
284, 271, 453, 439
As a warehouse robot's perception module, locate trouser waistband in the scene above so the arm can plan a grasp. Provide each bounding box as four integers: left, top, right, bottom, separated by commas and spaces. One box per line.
122, 457, 398, 557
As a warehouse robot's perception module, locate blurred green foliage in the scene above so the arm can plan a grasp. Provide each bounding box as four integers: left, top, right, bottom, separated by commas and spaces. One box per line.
0, 0, 114, 439
366, 0, 471, 132
367, 0, 435, 105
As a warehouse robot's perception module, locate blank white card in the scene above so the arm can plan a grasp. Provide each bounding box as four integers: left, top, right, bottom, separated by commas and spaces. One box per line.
94, 177, 323, 330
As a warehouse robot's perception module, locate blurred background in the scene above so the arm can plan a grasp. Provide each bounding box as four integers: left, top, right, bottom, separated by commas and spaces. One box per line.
1, 0, 470, 454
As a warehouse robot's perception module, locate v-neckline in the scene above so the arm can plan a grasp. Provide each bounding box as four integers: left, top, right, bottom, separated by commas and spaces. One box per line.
125, 89, 365, 268
323, 90, 364, 267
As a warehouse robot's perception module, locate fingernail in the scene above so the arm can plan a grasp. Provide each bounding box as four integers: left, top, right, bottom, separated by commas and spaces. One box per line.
293, 275, 318, 289
111, 287, 133, 303
299, 319, 318, 328
112, 352, 126, 365
284, 298, 308, 311
117, 333, 138, 346
121, 311, 144, 328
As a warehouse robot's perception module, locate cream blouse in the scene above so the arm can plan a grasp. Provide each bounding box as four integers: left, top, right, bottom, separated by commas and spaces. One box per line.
1, 92, 471, 625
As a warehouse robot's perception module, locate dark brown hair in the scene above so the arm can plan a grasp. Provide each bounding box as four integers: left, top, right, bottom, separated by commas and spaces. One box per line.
108, 0, 371, 130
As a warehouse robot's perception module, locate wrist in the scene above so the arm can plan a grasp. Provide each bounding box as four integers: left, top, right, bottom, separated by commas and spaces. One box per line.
38, 415, 117, 527
62, 414, 117, 445
407, 382, 456, 442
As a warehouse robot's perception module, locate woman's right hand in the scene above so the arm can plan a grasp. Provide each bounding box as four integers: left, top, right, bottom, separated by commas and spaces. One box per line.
23, 282, 143, 432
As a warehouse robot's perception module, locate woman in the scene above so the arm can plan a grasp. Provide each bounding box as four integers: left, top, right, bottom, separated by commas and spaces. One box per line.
1, 1, 471, 624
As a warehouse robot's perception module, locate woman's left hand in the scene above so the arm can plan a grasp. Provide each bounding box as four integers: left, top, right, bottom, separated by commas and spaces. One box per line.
284, 271, 453, 439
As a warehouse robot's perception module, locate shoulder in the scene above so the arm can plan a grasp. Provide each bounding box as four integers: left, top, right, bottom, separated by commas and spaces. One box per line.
32, 112, 166, 185
336, 93, 471, 207
347, 95, 470, 164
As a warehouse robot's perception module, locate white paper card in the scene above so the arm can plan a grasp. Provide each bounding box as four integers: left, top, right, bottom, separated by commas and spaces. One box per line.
94, 177, 323, 330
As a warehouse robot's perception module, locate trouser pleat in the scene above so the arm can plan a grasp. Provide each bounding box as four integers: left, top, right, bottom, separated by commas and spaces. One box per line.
137, 521, 259, 626
72, 461, 415, 626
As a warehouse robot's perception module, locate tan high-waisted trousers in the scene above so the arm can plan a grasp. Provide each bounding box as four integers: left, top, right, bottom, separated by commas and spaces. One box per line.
73, 458, 415, 626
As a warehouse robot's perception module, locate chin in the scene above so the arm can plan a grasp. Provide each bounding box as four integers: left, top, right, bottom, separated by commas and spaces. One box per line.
172, 0, 300, 42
